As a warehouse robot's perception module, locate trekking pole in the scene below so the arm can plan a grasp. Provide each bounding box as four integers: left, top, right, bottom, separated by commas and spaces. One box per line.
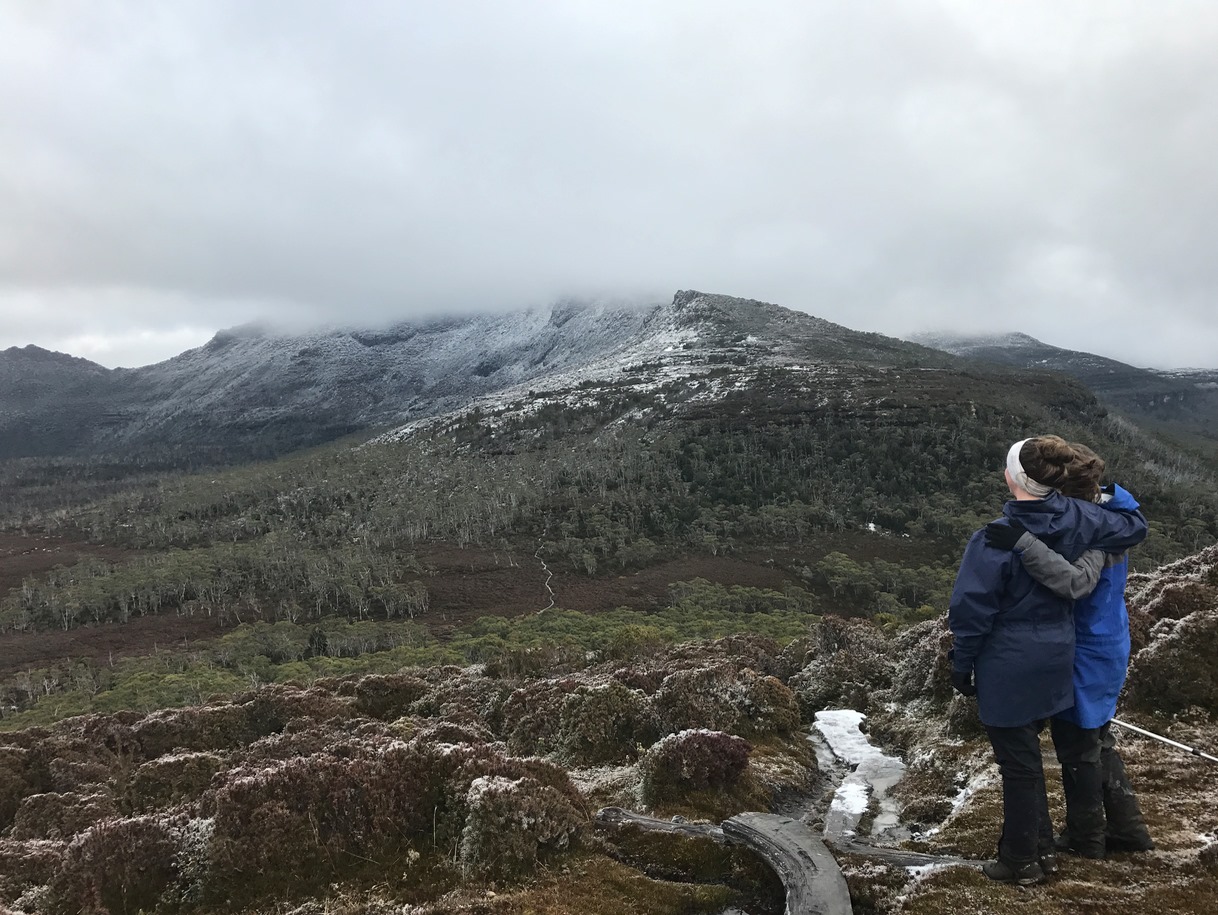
1110, 718, 1218, 765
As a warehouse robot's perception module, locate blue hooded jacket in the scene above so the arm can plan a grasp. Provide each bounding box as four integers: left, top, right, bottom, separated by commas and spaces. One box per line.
1056, 484, 1139, 728
948, 489, 1148, 728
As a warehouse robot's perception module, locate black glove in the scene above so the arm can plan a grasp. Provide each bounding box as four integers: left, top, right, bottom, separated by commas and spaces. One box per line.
950, 668, 976, 697
984, 518, 1027, 551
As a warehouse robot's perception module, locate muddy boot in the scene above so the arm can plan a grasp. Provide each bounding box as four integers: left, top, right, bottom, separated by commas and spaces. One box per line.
1101, 727, 1155, 852
983, 858, 1047, 885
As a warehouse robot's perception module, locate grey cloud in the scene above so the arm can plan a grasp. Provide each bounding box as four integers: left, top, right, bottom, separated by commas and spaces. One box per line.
1, 0, 1217, 369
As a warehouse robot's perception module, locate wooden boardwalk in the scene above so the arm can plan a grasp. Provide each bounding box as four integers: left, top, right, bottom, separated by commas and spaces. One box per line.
596, 807, 978, 914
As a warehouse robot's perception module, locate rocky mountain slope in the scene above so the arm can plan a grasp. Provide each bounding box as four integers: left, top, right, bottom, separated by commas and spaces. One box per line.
1, 291, 961, 463
910, 331, 1218, 444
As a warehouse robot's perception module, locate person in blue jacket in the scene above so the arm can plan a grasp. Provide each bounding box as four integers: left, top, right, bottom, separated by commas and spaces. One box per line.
948, 435, 1149, 885
985, 442, 1154, 859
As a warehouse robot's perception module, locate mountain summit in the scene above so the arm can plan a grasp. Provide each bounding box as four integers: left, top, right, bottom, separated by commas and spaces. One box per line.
0, 292, 954, 462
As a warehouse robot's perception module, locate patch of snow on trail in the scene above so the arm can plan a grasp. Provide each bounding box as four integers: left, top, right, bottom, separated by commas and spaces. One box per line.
813, 709, 907, 843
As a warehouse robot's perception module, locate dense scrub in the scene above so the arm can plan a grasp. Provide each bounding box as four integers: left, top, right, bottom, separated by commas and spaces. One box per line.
5, 366, 1216, 638
2, 542, 1218, 914
0, 631, 824, 915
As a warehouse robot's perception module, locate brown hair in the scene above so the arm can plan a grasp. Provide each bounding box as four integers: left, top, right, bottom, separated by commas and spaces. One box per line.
1019, 434, 1078, 491
1062, 442, 1105, 502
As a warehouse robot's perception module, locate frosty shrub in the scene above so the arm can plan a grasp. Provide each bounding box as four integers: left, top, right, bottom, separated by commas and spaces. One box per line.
201, 733, 581, 902
1125, 606, 1218, 717
789, 616, 894, 715
0, 746, 39, 832
499, 675, 659, 763
407, 668, 510, 730
653, 664, 799, 738
202, 744, 440, 903
132, 704, 251, 759
235, 684, 355, 736
1142, 581, 1218, 622
639, 729, 752, 805
610, 665, 666, 695
557, 680, 658, 765
888, 617, 954, 708
240, 719, 391, 766
11, 792, 119, 840
352, 673, 429, 720
456, 775, 582, 883
944, 694, 986, 740
665, 634, 792, 680
500, 679, 572, 757
47, 814, 181, 915
0, 838, 64, 901
411, 719, 497, 747
127, 752, 224, 812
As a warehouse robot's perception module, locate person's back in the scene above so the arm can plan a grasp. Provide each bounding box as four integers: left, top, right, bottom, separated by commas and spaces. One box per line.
985, 443, 1154, 859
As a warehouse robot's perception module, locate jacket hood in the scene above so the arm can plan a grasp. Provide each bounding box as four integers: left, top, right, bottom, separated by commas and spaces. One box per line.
1003, 492, 1075, 538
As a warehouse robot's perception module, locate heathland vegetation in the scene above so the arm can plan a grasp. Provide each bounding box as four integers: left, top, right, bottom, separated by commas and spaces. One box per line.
3, 366, 1217, 725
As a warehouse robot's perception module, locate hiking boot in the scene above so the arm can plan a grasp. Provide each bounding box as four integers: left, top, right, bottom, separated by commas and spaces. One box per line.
1038, 851, 1059, 876
1054, 832, 1105, 859
982, 858, 1047, 885
1106, 834, 1155, 853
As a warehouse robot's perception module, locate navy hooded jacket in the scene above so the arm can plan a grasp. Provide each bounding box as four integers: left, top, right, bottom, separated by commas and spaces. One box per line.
948, 489, 1148, 728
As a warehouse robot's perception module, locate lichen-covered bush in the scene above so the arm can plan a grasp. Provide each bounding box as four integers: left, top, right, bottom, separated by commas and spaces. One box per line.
411, 718, 497, 747
0, 746, 38, 833
132, 704, 252, 759
499, 675, 660, 763
47, 815, 181, 915
653, 664, 798, 738
789, 616, 895, 715
1125, 606, 1218, 717
663, 634, 793, 680
236, 684, 355, 736
499, 679, 571, 757
889, 617, 954, 708
11, 792, 119, 840
202, 743, 440, 903
407, 668, 509, 730
556, 680, 657, 765
610, 665, 666, 695
0, 838, 64, 902
352, 673, 429, 720
639, 729, 752, 805
456, 775, 582, 882
127, 752, 224, 813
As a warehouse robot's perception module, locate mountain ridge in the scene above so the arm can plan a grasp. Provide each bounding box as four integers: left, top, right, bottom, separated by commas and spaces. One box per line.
909, 329, 1218, 444
1, 292, 959, 462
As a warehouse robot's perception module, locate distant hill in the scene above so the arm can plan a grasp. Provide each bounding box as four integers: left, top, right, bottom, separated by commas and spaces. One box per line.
1, 291, 957, 462
3, 291, 1213, 466
909, 331, 1218, 445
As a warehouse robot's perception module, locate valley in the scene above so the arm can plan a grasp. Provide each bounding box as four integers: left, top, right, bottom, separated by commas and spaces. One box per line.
1, 292, 1216, 914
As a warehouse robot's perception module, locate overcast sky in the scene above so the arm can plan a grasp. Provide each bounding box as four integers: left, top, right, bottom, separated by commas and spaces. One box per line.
2, 1, 1217, 369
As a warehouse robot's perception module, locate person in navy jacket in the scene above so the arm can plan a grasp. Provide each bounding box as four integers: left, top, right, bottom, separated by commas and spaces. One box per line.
948, 435, 1149, 884
985, 442, 1154, 859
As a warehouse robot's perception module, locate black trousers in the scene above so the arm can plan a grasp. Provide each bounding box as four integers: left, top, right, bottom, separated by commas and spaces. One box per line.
1049, 717, 1106, 855
984, 721, 1054, 865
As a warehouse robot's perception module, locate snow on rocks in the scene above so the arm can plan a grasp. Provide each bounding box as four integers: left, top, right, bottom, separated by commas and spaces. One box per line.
812, 710, 906, 844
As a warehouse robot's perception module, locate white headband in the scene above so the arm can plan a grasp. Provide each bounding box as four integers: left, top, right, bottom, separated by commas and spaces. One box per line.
1007, 439, 1054, 498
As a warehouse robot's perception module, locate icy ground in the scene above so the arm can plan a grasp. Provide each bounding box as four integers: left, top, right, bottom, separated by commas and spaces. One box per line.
812, 709, 908, 844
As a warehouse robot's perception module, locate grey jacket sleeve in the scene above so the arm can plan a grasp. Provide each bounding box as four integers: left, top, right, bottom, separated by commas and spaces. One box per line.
1015, 532, 1105, 599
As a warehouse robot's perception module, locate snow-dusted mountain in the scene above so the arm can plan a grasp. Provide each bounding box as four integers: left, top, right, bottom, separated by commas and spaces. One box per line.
908, 330, 1218, 442
0, 292, 949, 462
